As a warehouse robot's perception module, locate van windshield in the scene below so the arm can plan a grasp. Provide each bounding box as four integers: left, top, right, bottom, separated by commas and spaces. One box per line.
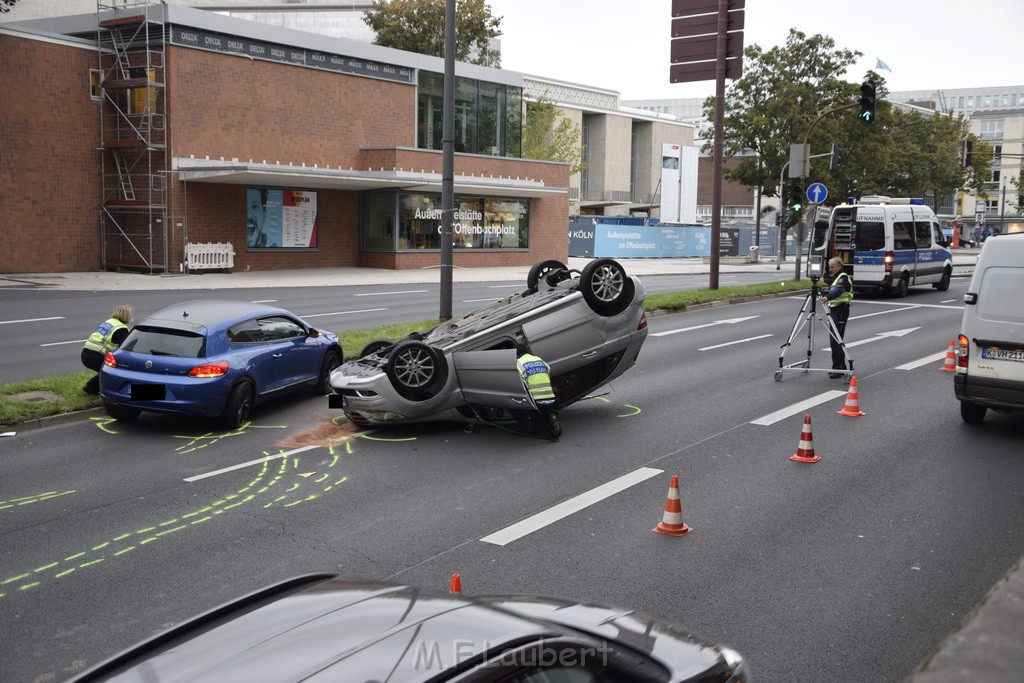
856, 221, 885, 251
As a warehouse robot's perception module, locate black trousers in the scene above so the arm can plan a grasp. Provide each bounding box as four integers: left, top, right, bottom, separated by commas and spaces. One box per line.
827, 303, 850, 371
81, 347, 104, 394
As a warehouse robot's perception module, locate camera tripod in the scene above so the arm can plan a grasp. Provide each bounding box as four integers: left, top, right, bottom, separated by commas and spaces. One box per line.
775, 277, 853, 381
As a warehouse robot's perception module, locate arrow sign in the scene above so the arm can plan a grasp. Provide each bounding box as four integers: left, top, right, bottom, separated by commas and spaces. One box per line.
652, 315, 759, 337
807, 182, 828, 204
822, 327, 920, 350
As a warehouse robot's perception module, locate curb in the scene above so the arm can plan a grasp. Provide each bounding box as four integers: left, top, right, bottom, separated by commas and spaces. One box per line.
5, 407, 105, 433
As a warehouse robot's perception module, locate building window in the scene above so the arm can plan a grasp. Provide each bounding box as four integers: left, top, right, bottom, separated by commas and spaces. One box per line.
416, 72, 522, 157
967, 97, 974, 108
979, 120, 1003, 140
362, 191, 529, 251
89, 69, 101, 99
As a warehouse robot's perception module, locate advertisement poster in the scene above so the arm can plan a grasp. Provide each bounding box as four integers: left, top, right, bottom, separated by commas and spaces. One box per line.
659, 143, 698, 224
246, 187, 318, 249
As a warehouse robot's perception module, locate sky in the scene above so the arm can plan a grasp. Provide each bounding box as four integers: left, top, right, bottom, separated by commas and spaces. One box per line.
487, 0, 1024, 101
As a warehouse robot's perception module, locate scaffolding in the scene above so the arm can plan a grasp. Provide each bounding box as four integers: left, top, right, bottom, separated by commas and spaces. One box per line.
97, 0, 168, 272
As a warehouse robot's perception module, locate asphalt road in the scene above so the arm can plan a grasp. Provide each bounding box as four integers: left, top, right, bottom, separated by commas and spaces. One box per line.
3, 278, 1023, 682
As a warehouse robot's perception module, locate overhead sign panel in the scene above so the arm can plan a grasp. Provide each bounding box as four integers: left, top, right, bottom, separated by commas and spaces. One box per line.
670, 57, 742, 83
670, 31, 743, 64
672, 0, 744, 18
671, 10, 744, 38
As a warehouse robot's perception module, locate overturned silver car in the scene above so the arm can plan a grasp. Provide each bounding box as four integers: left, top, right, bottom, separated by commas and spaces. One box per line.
328, 258, 648, 436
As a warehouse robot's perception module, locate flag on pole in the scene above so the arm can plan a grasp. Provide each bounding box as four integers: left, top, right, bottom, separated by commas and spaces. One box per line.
875, 58, 892, 72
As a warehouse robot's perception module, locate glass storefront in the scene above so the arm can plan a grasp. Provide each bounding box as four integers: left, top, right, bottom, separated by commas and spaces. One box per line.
361, 191, 530, 251
417, 72, 522, 158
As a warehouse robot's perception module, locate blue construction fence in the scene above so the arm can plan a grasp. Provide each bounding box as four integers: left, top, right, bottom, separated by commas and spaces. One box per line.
568, 216, 809, 259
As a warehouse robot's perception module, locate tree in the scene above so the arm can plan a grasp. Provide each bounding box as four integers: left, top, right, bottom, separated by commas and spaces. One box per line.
521, 96, 586, 175
1, 0, 20, 14
363, 0, 501, 67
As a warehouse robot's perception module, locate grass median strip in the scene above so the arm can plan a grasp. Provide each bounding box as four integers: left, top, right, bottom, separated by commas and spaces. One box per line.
1, 279, 808, 427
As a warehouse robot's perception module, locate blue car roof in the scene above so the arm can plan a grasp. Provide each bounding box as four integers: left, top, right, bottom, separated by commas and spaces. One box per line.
140, 300, 295, 332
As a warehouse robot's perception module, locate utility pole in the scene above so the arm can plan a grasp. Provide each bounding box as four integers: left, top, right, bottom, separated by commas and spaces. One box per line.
439, 0, 455, 320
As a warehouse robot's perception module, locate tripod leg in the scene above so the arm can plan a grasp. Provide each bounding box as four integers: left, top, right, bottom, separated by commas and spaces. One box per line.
779, 293, 813, 369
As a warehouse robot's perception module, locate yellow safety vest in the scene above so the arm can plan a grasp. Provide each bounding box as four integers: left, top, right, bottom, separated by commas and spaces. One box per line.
84, 318, 128, 354
827, 272, 854, 307
517, 353, 555, 402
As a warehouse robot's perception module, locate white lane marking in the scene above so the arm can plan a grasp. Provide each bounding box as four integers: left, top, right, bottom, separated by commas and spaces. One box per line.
480, 467, 664, 546
939, 299, 958, 304
850, 306, 919, 321
41, 339, 87, 347
823, 327, 921, 351
1, 316, 65, 325
699, 334, 773, 351
651, 315, 759, 338
183, 445, 321, 482
751, 390, 848, 426
250, 299, 278, 303
353, 290, 428, 297
851, 299, 963, 311
300, 308, 386, 319
490, 284, 524, 289
463, 297, 505, 303
896, 351, 948, 370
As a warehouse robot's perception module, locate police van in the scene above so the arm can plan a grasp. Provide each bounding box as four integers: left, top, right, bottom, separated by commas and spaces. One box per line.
814, 196, 954, 296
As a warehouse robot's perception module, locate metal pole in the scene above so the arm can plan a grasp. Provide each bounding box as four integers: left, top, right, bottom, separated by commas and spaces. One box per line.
439, 0, 455, 320
708, 0, 728, 290
777, 160, 789, 270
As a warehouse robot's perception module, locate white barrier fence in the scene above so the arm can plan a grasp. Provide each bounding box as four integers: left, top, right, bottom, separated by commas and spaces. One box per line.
185, 242, 235, 271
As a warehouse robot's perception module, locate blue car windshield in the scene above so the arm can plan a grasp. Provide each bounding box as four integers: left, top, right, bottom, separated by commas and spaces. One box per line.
121, 326, 206, 358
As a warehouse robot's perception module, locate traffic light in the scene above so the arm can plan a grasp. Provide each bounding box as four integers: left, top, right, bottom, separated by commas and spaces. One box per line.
858, 80, 876, 123
963, 140, 973, 167
829, 143, 841, 171
788, 180, 804, 226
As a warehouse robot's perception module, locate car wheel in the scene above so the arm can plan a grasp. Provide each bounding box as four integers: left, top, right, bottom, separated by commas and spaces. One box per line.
527, 259, 569, 293
314, 349, 342, 395
580, 258, 634, 316
359, 339, 394, 358
960, 400, 986, 424
934, 267, 951, 291
220, 381, 254, 429
386, 339, 448, 401
104, 402, 140, 421
893, 274, 909, 298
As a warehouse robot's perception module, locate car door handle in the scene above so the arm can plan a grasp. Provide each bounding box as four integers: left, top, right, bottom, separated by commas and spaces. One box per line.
511, 398, 528, 405
581, 350, 599, 358
272, 353, 283, 358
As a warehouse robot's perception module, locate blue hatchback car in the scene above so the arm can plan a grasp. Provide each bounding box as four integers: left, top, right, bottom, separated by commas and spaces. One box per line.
99, 300, 343, 427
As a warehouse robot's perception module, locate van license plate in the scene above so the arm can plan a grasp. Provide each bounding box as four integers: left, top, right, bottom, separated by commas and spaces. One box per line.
981, 347, 1024, 362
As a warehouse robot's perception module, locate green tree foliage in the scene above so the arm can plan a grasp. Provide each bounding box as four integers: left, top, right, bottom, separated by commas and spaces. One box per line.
363, 0, 502, 67
705, 28, 985, 220
521, 96, 586, 175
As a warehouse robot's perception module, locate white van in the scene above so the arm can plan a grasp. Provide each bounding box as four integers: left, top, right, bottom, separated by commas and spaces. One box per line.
815, 196, 954, 296
954, 233, 1024, 423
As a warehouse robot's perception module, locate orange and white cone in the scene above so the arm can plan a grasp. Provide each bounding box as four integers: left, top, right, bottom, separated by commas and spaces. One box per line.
837, 375, 866, 417
449, 573, 462, 594
653, 475, 692, 537
940, 339, 957, 372
790, 413, 821, 463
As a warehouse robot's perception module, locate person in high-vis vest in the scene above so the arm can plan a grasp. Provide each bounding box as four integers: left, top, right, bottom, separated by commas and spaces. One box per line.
81, 304, 133, 394
819, 257, 853, 378
516, 342, 559, 436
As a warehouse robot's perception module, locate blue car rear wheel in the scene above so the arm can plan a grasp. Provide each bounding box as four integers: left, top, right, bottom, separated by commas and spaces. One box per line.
221, 381, 254, 429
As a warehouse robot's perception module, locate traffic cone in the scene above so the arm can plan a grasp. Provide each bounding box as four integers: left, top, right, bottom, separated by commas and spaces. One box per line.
790, 414, 821, 463
837, 376, 866, 417
449, 573, 462, 594
653, 475, 692, 537
940, 339, 957, 372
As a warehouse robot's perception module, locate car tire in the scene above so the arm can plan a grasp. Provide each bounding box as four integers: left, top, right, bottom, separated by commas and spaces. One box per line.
960, 400, 986, 424
104, 402, 141, 421
359, 339, 394, 358
220, 381, 254, 429
580, 258, 634, 316
314, 349, 342, 395
893, 274, 910, 298
385, 339, 448, 401
527, 259, 569, 293
934, 267, 952, 291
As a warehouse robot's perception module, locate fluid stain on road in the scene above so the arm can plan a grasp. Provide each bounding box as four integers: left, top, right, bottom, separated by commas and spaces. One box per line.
277, 419, 362, 448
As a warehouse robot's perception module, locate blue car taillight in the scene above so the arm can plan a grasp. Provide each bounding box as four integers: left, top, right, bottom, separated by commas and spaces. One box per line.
188, 361, 229, 378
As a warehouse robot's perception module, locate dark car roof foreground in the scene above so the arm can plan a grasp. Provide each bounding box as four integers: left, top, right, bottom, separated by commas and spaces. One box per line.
70, 574, 743, 683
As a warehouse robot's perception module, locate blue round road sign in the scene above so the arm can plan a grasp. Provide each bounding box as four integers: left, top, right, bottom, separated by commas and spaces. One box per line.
806, 182, 828, 204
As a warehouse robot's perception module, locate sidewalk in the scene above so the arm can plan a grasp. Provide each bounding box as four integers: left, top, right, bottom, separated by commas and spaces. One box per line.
0, 250, 980, 291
